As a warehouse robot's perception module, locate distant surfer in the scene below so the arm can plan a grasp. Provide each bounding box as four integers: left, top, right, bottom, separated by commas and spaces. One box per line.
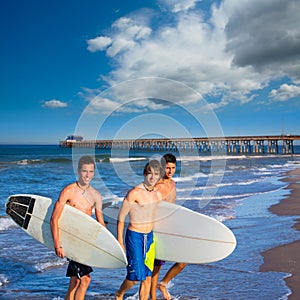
115, 160, 163, 300
50, 155, 106, 300
150, 153, 187, 300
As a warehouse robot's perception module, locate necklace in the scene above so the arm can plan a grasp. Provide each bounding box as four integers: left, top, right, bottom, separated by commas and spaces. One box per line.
143, 182, 154, 192
76, 181, 90, 195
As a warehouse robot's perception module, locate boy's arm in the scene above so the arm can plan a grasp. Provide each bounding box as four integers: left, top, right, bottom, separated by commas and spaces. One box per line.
94, 191, 106, 227
117, 219, 125, 250
117, 191, 133, 249
50, 187, 70, 258
95, 207, 106, 227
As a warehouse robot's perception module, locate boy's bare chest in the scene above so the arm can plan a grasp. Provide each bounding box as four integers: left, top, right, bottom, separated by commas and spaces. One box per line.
67, 191, 94, 214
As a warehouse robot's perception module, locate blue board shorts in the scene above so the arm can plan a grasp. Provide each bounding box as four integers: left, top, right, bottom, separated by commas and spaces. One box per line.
66, 260, 93, 278
125, 229, 155, 281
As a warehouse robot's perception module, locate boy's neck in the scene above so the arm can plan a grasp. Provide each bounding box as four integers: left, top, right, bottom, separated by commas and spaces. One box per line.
162, 176, 172, 182
143, 181, 154, 192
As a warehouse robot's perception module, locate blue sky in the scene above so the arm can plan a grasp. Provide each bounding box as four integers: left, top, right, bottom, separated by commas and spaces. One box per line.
1, 0, 300, 144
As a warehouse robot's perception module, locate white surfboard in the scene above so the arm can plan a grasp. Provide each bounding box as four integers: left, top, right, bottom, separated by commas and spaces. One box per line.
104, 201, 236, 264
6, 194, 127, 269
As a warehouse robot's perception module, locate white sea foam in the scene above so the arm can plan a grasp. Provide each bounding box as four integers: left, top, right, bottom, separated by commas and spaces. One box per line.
179, 155, 247, 161
17, 159, 30, 165
109, 157, 147, 163
16, 159, 43, 165
102, 195, 123, 205
210, 213, 235, 222
0, 274, 9, 286
0, 217, 16, 231
177, 192, 258, 202
174, 172, 208, 183
286, 160, 300, 166
176, 179, 263, 193
124, 292, 139, 299
34, 259, 66, 272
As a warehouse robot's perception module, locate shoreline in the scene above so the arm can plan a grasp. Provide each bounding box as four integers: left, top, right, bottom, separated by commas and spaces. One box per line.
260, 168, 300, 300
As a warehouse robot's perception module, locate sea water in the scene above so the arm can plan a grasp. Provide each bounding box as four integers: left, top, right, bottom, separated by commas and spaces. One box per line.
0, 145, 300, 299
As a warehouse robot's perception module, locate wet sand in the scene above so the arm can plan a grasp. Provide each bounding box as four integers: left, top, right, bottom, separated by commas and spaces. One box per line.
260, 168, 300, 300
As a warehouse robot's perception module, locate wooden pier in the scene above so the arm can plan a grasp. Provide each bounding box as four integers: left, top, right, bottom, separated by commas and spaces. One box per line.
60, 135, 300, 155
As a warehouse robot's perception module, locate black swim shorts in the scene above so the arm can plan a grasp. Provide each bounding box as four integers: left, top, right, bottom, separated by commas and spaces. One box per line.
66, 260, 93, 278
154, 259, 166, 266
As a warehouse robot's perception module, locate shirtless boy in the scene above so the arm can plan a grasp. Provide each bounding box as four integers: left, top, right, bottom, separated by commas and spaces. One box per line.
150, 153, 187, 300
50, 155, 105, 300
115, 160, 163, 300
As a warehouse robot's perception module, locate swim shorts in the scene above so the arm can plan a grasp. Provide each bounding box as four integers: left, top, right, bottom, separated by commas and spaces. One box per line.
66, 260, 93, 278
125, 229, 155, 281
154, 259, 166, 266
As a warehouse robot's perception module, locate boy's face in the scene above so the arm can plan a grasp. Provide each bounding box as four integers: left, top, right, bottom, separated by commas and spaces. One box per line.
164, 162, 176, 179
145, 167, 161, 186
78, 163, 95, 185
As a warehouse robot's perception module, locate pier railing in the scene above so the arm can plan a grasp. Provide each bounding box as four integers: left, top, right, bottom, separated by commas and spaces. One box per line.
59, 135, 300, 154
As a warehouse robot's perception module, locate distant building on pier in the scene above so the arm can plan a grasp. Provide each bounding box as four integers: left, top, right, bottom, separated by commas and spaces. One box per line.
65, 135, 84, 143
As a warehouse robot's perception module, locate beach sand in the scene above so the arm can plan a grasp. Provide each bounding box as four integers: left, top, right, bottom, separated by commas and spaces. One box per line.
260, 168, 300, 300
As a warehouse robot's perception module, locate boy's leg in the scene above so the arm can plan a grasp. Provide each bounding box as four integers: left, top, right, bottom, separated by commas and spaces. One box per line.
158, 281, 171, 300
150, 265, 162, 299
74, 274, 91, 300
159, 263, 187, 300
140, 276, 152, 300
115, 279, 137, 300
65, 276, 80, 300
161, 262, 186, 284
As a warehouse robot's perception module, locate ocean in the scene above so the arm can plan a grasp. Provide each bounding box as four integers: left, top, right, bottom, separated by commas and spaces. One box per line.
1, 144, 300, 299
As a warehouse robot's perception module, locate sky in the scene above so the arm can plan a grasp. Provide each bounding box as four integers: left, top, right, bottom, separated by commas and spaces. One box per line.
1, 0, 300, 144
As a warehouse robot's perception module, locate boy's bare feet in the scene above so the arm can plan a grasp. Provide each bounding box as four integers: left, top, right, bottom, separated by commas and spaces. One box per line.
115, 291, 123, 300
158, 282, 171, 300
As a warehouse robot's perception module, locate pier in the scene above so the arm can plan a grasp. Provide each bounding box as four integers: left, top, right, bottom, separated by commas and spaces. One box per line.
59, 135, 300, 155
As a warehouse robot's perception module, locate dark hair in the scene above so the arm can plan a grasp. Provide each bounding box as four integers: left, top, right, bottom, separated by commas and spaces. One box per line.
78, 155, 95, 171
161, 153, 176, 168
143, 159, 163, 176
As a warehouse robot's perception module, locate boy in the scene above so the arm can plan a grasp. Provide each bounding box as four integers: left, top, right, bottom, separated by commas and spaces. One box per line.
115, 160, 163, 300
150, 153, 187, 300
50, 155, 105, 300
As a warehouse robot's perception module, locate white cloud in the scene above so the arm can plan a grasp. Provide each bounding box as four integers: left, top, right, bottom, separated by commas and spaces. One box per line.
269, 84, 300, 101
158, 0, 200, 13
87, 96, 120, 113
42, 99, 68, 108
87, 17, 151, 57
86, 0, 300, 112
81, 84, 171, 114
87, 36, 112, 52
106, 38, 135, 57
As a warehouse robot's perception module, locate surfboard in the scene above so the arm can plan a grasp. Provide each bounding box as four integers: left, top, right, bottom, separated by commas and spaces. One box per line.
6, 194, 127, 269
104, 200, 236, 264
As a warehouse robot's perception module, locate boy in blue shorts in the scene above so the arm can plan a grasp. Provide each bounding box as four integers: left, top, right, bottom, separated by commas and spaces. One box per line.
150, 153, 187, 300
115, 160, 163, 300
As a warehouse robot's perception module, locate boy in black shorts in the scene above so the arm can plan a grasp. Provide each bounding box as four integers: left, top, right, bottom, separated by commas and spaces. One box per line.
51, 156, 105, 300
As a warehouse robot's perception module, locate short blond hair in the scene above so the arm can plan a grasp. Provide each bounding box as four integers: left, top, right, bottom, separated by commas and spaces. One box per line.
143, 159, 163, 176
